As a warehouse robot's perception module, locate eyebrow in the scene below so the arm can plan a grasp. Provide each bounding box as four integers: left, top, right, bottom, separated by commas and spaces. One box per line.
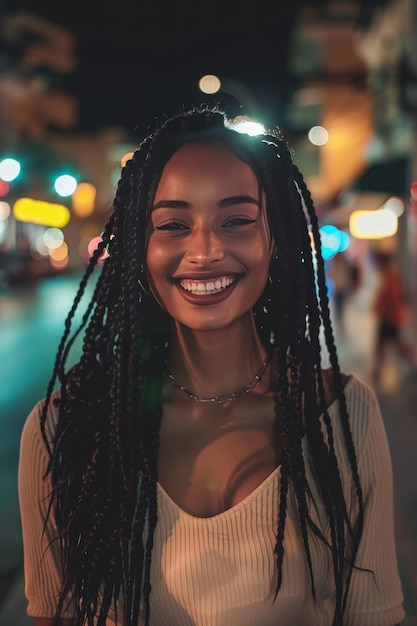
152, 195, 260, 211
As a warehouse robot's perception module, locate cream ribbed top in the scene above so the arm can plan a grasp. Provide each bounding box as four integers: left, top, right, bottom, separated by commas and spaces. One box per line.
18, 376, 405, 625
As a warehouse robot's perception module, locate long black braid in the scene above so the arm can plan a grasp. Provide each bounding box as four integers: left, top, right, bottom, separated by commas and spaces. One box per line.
39, 104, 364, 625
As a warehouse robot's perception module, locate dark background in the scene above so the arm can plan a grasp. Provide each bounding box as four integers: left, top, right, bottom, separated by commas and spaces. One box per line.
1, 0, 376, 134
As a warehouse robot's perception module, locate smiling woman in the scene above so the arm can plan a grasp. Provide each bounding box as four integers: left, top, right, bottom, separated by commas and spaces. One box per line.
146, 143, 272, 334
18, 104, 405, 626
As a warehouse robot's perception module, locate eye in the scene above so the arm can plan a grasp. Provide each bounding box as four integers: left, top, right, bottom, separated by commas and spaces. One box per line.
223, 217, 257, 228
154, 221, 189, 231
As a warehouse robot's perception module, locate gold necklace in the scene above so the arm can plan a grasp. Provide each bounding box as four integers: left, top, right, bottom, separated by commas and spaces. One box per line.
164, 353, 271, 404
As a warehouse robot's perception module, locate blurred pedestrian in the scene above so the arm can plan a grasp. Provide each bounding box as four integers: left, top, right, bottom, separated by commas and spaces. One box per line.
18, 105, 405, 626
371, 251, 416, 383
327, 251, 360, 331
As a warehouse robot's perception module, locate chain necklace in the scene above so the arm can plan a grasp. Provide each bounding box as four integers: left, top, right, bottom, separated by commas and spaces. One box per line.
163, 353, 271, 404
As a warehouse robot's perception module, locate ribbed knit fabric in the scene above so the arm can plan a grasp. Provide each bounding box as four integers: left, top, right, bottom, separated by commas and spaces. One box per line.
18, 376, 405, 625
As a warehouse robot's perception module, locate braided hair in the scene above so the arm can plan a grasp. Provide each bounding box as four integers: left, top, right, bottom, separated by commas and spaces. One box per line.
40, 104, 364, 625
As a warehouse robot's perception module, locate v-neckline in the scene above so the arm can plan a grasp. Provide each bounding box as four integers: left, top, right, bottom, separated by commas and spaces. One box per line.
157, 464, 282, 521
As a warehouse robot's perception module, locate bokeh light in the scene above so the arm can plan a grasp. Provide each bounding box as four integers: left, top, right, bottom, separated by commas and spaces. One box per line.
43, 227, 64, 249
32, 235, 50, 258
0, 179, 10, 196
338, 230, 350, 252
308, 125, 329, 146
319, 224, 350, 259
349, 208, 398, 239
54, 174, 78, 197
87, 235, 110, 264
199, 74, 221, 94
71, 182, 96, 218
384, 196, 404, 217
50, 256, 69, 270
13, 198, 71, 228
49, 241, 68, 262
0, 157, 21, 182
0, 201, 11, 220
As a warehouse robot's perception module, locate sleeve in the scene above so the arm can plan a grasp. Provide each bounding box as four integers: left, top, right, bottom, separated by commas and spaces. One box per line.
344, 380, 406, 626
18, 397, 76, 619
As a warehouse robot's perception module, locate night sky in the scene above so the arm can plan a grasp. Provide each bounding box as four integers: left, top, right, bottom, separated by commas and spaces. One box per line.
2, 0, 302, 134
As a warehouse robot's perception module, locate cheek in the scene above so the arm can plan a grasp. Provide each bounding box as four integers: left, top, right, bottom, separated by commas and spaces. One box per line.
144, 246, 166, 304
250, 235, 273, 270
145, 239, 168, 277
144, 242, 174, 312
145, 239, 181, 302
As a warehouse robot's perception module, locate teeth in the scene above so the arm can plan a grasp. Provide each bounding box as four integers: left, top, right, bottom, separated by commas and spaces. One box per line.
179, 276, 236, 295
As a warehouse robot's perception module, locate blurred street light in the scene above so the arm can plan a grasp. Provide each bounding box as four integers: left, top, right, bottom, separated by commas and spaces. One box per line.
0, 158, 21, 182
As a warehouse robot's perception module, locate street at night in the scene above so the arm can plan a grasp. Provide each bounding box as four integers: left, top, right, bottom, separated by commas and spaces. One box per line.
1, 0, 417, 623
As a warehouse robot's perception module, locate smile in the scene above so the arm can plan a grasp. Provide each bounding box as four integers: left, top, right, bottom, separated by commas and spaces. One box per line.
178, 276, 236, 296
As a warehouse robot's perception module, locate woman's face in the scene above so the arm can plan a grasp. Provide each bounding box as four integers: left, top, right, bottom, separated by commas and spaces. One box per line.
146, 142, 273, 332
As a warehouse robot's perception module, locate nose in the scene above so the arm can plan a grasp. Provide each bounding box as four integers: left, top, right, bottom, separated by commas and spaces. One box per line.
184, 227, 225, 266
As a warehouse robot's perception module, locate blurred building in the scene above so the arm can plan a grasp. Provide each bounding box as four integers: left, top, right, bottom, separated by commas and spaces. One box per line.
285, 0, 416, 336
285, 1, 373, 203
353, 0, 416, 336
0, 12, 132, 282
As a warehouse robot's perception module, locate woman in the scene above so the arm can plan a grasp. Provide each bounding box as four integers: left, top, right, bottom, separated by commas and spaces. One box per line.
18, 105, 405, 625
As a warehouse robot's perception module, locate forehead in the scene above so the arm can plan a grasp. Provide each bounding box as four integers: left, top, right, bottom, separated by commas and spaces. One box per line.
154, 143, 259, 195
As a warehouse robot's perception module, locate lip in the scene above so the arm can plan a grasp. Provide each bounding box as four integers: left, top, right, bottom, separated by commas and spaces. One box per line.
174, 275, 240, 305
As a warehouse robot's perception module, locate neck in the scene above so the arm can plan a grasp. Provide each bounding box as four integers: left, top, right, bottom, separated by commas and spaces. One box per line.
166, 314, 271, 400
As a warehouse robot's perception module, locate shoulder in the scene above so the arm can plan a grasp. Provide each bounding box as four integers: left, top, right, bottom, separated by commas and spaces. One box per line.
320, 368, 349, 406
320, 368, 375, 411
324, 372, 385, 460
19, 392, 61, 506
21, 390, 61, 451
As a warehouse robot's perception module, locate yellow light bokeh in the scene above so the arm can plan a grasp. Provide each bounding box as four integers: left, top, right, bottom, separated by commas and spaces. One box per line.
71, 182, 96, 218
49, 241, 68, 261
349, 208, 398, 239
13, 197, 70, 228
